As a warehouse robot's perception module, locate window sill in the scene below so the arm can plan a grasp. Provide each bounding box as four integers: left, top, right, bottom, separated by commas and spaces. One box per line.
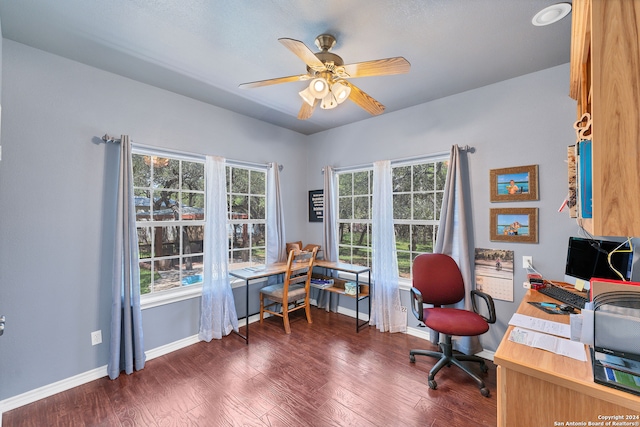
140, 277, 263, 310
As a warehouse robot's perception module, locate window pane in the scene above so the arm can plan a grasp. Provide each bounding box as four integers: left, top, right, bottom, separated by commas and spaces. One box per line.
182, 161, 204, 191
413, 163, 434, 192
152, 258, 180, 293
250, 170, 266, 195
353, 196, 369, 220
352, 223, 369, 247
251, 247, 266, 265
395, 224, 410, 251
231, 249, 250, 265
250, 195, 265, 220
133, 155, 151, 187
338, 223, 351, 245
436, 162, 447, 190
152, 190, 179, 221
393, 194, 411, 219
231, 195, 249, 218
135, 190, 151, 221
181, 257, 203, 287
339, 246, 352, 264
353, 247, 370, 266
181, 192, 204, 221
139, 262, 157, 295
435, 192, 443, 220
339, 174, 352, 196
412, 193, 430, 220
155, 225, 180, 257
393, 166, 411, 192
252, 223, 266, 246
137, 226, 152, 259
232, 168, 249, 193
152, 158, 179, 189
230, 223, 251, 249
397, 251, 411, 278
353, 171, 369, 195
412, 225, 435, 253
184, 225, 204, 255
339, 197, 352, 220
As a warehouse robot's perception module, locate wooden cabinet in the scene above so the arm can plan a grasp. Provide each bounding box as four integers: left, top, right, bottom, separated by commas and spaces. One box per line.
569, 0, 640, 237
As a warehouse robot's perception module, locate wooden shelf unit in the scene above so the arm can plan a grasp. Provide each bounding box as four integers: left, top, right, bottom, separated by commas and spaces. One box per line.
311, 273, 370, 298
569, 0, 640, 237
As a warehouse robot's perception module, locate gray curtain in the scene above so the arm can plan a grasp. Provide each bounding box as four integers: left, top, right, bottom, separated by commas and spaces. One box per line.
108, 135, 145, 380
267, 163, 286, 264
434, 144, 482, 355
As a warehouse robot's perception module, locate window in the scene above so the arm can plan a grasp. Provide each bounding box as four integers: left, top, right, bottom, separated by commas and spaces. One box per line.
393, 159, 448, 278
227, 165, 266, 268
336, 157, 448, 278
133, 151, 267, 296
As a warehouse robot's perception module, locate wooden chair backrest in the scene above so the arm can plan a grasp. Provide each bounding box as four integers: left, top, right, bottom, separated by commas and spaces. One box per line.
283, 246, 318, 293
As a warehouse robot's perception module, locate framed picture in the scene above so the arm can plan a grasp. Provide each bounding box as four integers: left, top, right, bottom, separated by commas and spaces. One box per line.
489, 165, 539, 202
490, 208, 538, 243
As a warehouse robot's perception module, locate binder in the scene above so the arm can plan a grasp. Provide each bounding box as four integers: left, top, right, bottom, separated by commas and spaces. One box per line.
578, 140, 593, 218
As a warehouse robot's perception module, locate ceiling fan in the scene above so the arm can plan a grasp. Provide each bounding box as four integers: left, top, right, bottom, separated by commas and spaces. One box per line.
239, 34, 411, 120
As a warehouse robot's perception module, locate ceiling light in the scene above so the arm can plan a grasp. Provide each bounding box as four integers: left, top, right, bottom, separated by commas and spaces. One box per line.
320, 92, 338, 110
308, 77, 329, 98
298, 87, 316, 106
532, 3, 571, 26
331, 81, 351, 104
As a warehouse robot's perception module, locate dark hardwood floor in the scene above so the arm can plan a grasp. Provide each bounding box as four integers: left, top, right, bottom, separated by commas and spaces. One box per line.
4, 309, 497, 426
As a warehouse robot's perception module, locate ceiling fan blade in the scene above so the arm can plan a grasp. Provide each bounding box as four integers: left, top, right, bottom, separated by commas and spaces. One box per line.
345, 82, 385, 116
278, 38, 326, 72
339, 57, 410, 78
239, 74, 311, 89
298, 99, 318, 120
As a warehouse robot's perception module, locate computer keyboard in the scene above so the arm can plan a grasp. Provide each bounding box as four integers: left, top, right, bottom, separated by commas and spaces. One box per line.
537, 285, 589, 310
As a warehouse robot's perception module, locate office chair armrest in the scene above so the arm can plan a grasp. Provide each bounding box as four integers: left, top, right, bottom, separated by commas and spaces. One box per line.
410, 287, 424, 322
471, 290, 496, 324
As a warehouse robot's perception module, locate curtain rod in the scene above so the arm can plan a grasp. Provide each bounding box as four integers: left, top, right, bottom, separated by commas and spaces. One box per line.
325, 145, 474, 174
100, 134, 282, 170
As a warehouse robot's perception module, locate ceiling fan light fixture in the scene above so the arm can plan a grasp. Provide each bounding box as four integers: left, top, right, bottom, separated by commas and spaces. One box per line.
331, 81, 351, 104
298, 87, 316, 106
320, 92, 338, 110
308, 77, 329, 98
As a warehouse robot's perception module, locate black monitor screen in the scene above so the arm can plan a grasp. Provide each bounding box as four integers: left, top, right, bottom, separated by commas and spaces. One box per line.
565, 237, 633, 282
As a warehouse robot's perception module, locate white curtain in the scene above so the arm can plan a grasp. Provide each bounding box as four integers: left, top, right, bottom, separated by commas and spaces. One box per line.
370, 160, 406, 333
108, 135, 145, 380
198, 156, 239, 342
435, 144, 481, 355
267, 163, 287, 264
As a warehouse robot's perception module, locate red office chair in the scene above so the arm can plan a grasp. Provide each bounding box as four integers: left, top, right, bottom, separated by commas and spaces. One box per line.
409, 253, 496, 397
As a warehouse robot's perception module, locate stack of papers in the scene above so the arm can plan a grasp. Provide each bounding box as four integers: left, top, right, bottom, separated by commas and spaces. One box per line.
508, 313, 587, 361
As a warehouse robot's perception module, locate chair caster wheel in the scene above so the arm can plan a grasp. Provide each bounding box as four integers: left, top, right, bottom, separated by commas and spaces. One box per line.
480, 363, 488, 373
428, 380, 437, 390
409, 354, 416, 363
480, 387, 490, 397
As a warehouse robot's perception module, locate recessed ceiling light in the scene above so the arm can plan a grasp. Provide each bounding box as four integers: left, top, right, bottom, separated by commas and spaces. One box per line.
532, 3, 572, 26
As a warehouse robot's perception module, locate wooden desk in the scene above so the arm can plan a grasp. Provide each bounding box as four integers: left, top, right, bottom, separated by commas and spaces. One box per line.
313, 260, 371, 332
494, 290, 640, 426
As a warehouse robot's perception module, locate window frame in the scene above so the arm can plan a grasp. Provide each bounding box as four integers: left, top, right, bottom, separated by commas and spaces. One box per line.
131, 146, 268, 309
334, 154, 449, 287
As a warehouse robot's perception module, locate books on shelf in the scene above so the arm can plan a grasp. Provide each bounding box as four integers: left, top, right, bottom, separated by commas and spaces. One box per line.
577, 140, 593, 218
310, 278, 334, 289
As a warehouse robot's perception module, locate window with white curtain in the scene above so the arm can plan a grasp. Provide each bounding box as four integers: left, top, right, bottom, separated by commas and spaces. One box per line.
336, 156, 448, 278
132, 149, 267, 298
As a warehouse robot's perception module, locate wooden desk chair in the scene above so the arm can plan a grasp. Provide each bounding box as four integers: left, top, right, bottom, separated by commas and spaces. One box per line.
260, 246, 318, 334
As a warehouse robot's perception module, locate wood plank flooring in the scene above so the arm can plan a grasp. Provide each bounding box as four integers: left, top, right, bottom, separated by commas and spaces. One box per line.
3, 309, 497, 426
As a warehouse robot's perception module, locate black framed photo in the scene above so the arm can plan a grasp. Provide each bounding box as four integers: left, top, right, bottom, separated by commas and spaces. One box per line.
309, 190, 323, 222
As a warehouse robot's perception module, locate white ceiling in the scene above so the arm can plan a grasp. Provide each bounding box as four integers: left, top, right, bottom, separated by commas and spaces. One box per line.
0, 1, 573, 135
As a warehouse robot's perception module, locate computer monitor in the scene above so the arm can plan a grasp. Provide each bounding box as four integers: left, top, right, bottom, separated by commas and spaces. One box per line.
564, 237, 634, 288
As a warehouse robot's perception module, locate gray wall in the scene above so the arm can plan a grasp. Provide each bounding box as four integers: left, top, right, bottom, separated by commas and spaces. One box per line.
0, 40, 307, 400
0, 37, 582, 403
304, 63, 578, 351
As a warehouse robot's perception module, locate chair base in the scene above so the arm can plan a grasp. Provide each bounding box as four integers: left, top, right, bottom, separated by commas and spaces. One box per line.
409, 335, 490, 397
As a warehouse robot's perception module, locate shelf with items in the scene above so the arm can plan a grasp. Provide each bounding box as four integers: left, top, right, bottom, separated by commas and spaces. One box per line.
311, 273, 370, 299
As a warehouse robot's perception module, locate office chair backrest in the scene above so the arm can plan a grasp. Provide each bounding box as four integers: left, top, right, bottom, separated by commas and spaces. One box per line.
413, 253, 465, 306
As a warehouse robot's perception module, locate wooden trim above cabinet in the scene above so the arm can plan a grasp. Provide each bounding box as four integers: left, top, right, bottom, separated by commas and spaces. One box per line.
569, 0, 591, 102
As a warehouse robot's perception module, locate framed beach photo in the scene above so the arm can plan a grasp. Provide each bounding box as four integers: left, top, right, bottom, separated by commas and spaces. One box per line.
489, 165, 539, 202
490, 208, 538, 243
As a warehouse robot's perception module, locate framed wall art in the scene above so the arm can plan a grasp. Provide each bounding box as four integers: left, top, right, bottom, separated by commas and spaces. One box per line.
489, 164, 539, 202
490, 208, 538, 243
